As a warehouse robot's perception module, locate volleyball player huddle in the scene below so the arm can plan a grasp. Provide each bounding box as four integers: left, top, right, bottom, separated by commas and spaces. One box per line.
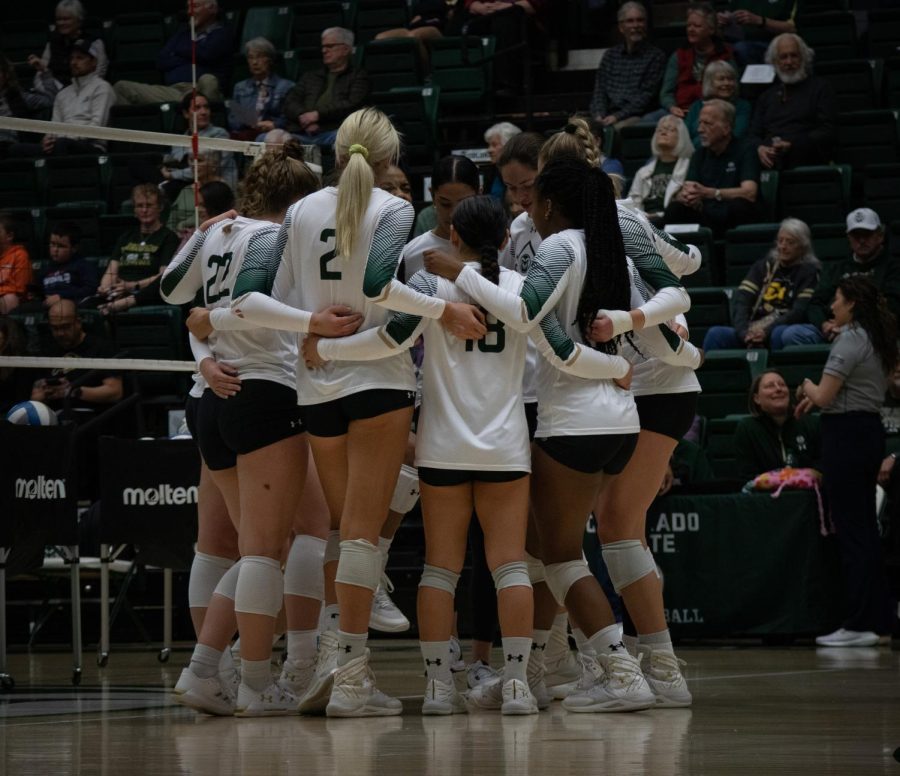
161, 109, 704, 718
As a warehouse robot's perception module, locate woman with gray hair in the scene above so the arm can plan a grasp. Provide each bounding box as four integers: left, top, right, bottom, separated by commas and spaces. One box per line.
484, 121, 521, 203
684, 60, 751, 148
703, 217, 820, 351
228, 37, 295, 141
627, 115, 693, 222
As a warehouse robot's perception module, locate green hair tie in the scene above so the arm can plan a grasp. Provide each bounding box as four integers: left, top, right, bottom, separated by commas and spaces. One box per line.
348, 143, 369, 159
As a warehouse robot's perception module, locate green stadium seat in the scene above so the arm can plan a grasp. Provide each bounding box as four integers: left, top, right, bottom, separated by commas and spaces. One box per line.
769, 345, 832, 389
863, 164, 900, 226
113, 305, 190, 398
241, 5, 295, 50
890, 220, 900, 261
651, 23, 685, 57
363, 38, 423, 94
810, 222, 848, 265
42, 156, 106, 209
778, 165, 848, 225
283, 47, 324, 80
758, 169, 779, 221
101, 153, 164, 213
696, 350, 758, 419
291, 1, 349, 49
353, 0, 409, 46
617, 123, 655, 181
797, 11, 858, 62
684, 286, 732, 347
723, 223, 779, 286
107, 13, 167, 65
867, 9, 900, 60
705, 415, 751, 480
885, 57, 900, 110
814, 59, 877, 112
0, 159, 41, 210
834, 110, 899, 169
372, 86, 439, 166
428, 36, 496, 111
0, 20, 50, 65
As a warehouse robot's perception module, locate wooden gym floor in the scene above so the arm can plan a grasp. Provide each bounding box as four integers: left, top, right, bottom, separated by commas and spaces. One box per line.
1, 642, 899, 775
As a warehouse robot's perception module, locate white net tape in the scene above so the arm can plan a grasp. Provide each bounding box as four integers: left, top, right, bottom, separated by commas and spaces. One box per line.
0, 357, 196, 372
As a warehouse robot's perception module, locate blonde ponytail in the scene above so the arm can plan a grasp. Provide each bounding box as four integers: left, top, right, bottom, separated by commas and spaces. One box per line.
539, 116, 601, 169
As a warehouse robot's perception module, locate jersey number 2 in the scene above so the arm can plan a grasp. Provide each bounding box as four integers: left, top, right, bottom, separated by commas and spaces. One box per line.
319, 229, 341, 280
466, 316, 505, 353
205, 252, 233, 304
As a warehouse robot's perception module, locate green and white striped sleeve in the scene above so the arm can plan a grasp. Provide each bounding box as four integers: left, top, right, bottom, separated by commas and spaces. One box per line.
318, 271, 432, 362
532, 312, 631, 379
160, 223, 213, 304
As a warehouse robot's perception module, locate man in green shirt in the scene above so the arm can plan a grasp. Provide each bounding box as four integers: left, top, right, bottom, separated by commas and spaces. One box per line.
664, 98, 759, 236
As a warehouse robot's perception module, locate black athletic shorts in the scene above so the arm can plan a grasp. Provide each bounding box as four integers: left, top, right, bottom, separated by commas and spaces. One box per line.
301, 388, 416, 438
196, 380, 303, 470
536, 433, 638, 475
418, 467, 529, 487
184, 394, 200, 440
524, 402, 538, 442
635, 392, 699, 441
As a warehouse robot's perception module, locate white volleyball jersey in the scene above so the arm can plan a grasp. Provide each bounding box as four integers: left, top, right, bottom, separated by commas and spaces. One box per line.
317, 264, 530, 471
161, 217, 297, 389
399, 230, 450, 281
269, 187, 418, 404
508, 212, 543, 404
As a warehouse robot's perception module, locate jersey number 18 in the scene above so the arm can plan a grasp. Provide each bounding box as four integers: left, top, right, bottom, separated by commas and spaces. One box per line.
466, 316, 505, 353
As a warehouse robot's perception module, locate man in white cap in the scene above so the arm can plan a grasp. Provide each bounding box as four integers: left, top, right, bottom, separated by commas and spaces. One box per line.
771, 207, 900, 349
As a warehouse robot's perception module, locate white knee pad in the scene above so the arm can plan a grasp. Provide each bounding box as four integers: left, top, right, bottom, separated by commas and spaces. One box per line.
390, 464, 420, 514
334, 539, 382, 592
524, 552, 546, 585
544, 560, 592, 606
188, 552, 235, 608
418, 564, 460, 595
603, 540, 657, 593
324, 530, 341, 564
283, 535, 326, 600
491, 561, 532, 591
234, 556, 284, 617
210, 559, 242, 602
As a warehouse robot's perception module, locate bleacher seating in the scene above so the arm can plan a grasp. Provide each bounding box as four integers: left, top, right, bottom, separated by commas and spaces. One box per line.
105, 13, 167, 81
778, 166, 848, 225
373, 86, 439, 167
810, 223, 849, 265
797, 11, 858, 62
240, 5, 294, 50
706, 416, 749, 480
363, 38, 423, 94
43, 157, 107, 209
428, 37, 496, 113
769, 345, 832, 389
863, 164, 900, 227
867, 9, 900, 60
834, 110, 900, 170
696, 350, 762, 420
0, 159, 40, 210
684, 287, 731, 348
724, 224, 779, 287
617, 123, 655, 182
291, 1, 348, 49
354, 0, 409, 47
814, 60, 878, 113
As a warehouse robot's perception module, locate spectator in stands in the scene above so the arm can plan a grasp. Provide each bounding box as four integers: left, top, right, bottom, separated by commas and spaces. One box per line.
0, 54, 45, 155
282, 28, 370, 148
463, 0, 550, 96
483, 121, 521, 203
772, 208, 900, 349
171, 179, 236, 249
589, 2, 666, 128
28, 0, 108, 103
627, 115, 693, 224
664, 99, 759, 235
113, 0, 230, 106
657, 2, 734, 120
0, 214, 33, 315
717, 0, 797, 67
796, 275, 896, 647
374, 0, 455, 65
733, 369, 820, 482
29, 298, 123, 413
15, 39, 114, 157
162, 93, 238, 192
684, 60, 751, 149
0, 317, 31, 415
228, 37, 294, 141
98, 184, 179, 314
879, 363, 900, 479
748, 33, 836, 171
41, 221, 98, 308
704, 218, 819, 350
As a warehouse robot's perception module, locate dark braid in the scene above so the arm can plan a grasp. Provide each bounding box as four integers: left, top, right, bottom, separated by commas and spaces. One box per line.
451, 195, 507, 285
535, 158, 631, 352
836, 275, 898, 373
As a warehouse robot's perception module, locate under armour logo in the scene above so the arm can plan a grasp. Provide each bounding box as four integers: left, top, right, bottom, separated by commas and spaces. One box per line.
506, 654, 524, 663
290, 420, 300, 429
531, 643, 545, 652
343, 645, 352, 653
424, 658, 442, 666
329, 611, 339, 619
609, 641, 625, 652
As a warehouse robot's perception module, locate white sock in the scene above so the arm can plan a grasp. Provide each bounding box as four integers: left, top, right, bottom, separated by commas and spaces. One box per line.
420, 640, 452, 683
286, 629, 319, 664
587, 624, 626, 656
241, 658, 272, 692
623, 634, 639, 656
501, 637, 532, 683
337, 630, 367, 667
189, 643, 222, 679
323, 604, 340, 632
639, 629, 674, 655
572, 628, 589, 652
531, 628, 550, 672
545, 612, 571, 663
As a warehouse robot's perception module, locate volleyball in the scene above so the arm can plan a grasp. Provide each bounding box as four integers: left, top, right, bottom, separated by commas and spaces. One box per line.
5, 401, 59, 427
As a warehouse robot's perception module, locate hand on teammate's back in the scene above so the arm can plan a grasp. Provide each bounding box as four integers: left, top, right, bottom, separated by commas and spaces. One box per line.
301, 334, 327, 370
423, 248, 465, 280
199, 358, 242, 399
310, 305, 364, 337
440, 302, 487, 341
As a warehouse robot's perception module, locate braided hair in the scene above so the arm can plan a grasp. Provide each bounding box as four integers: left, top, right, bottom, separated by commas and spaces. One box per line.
450, 195, 507, 285
836, 275, 898, 373
535, 157, 631, 352
538, 117, 601, 170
